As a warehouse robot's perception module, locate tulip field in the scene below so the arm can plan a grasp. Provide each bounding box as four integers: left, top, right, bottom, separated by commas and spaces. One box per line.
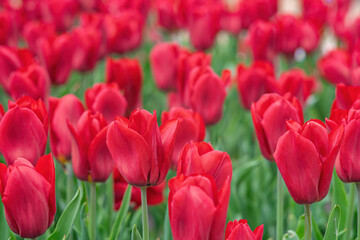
1, 0, 360, 240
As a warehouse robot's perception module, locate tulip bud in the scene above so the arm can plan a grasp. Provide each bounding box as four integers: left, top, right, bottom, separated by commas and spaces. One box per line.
68, 110, 113, 182
0, 154, 56, 238
251, 93, 304, 160
225, 219, 263, 240
274, 120, 343, 204
49, 94, 85, 163
154, 0, 180, 30
106, 109, 178, 187
22, 21, 56, 54
274, 14, 300, 56
0, 97, 48, 166
239, 0, 277, 29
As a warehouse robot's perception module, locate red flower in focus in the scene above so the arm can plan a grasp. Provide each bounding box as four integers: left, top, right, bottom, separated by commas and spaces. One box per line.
68, 111, 114, 182
85, 83, 127, 123
49, 94, 85, 163
0, 154, 56, 238
274, 120, 343, 204
251, 93, 304, 160
225, 219, 263, 240
105, 57, 143, 115
0, 97, 48, 166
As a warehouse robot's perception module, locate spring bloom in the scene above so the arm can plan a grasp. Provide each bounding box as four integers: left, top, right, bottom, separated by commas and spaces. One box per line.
85, 83, 128, 123
236, 61, 277, 109
106, 109, 178, 187
331, 84, 360, 112
238, 0, 277, 29
49, 94, 85, 163
0, 97, 48, 166
105, 57, 142, 115
274, 120, 343, 204
161, 107, 205, 169
251, 93, 304, 160
225, 219, 263, 240
113, 168, 165, 210
168, 174, 231, 240
68, 111, 113, 182
0, 154, 56, 238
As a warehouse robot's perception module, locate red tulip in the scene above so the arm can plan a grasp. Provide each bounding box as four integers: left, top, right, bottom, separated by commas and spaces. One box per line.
161, 107, 205, 169
154, 0, 181, 30
71, 27, 101, 72
0, 97, 48, 166
274, 120, 343, 204
187, 66, 227, 125
302, 0, 328, 30
236, 61, 277, 109
225, 219, 263, 240
0, 11, 17, 47
105, 57, 143, 115
251, 93, 304, 160
168, 174, 231, 240
277, 69, 317, 106
274, 14, 300, 56
246, 20, 277, 62
150, 42, 182, 91
299, 20, 320, 53
177, 141, 232, 190
220, 6, 241, 35
106, 109, 178, 187
331, 84, 360, 112
49, 94, 85, 163
22, 21, 56, 54
37, 33, 74, 85
238, 0, 277, 29
67, 110, 113, 182
0, 154, 56, 238
102, 0, 150, 17
8, 64, 51, 103
85, 83, 127, 123
0, 103, 4, 121
113, 168, 165, 210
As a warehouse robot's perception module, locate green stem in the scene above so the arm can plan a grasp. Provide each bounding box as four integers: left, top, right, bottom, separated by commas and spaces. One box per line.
276, 169, 284, 240
107, 175, 114, 232
344, 183, 356, 240
357, 183, 360, 240
141, 187, 149, 240
90, 182, 97, 240
66, 163, 74, 204
304, 205, 311, 240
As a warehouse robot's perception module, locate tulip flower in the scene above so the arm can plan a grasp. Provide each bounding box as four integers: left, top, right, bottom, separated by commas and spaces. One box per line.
168, 174, 231, 240
0, 11, 17, 46
0, 96, 48, 166
113, 168, 165, 210
67, 110, 113, 182
22, 21, 56, 54
251, 93, 304, 160
8, 64, 51, 103
299, 20, 320, 53
238, 0, 277, 29
49, 94, 85, 163
302, 0, 328, 30
105, 57, 143, 115
331, 84, 360, 112
85, 83, 128, 123
220, 6, 242, 35
177, 141, 232, 190
236, 61, 277, 109
106, 109, 178, 187
0, 154, 56, 238
274, 14, 300, 56
161, 107, 205, 170
150, 42, 182, 91
154, 0, 181, 30
0, 103, 4, 121
225, 219, 263, 240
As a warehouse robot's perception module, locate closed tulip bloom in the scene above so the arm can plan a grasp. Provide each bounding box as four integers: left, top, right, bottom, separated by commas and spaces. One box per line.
0, 11, 17, 46
22, 21, 56, 54
177, 141, 232, 190
236, 61, 277, 109
113, 168, 165, 210
68, 110, 113, 182
0, 154, 56, 238
105, 57, 142, 115
274, 14, 300, 56
274, 120, 343, 204
299, 20, 320, 53
106, 109, 178, 187
238, 0, 277, 29
251, 93, 304, 160
8, 64, 51, 103
331, 84, 360, 112
49, 94, 84, 163
188, 66, 227, 125
302, 0, 328, 30
154, 0, 181, 30
161, 107, 205, 170
168, 174, 231, 240
225, 219, 263, 240
0, 97, 48, 166
150, 42, 182, 91
85, 83, 128, 123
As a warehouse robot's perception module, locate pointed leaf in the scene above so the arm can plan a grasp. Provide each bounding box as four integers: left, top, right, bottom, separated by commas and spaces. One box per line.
324, 205, 341, 240
131, 224, 143, 240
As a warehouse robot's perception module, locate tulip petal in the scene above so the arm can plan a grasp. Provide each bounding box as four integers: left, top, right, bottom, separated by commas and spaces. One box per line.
254, 225, 264, 240
0, 163, 7, 196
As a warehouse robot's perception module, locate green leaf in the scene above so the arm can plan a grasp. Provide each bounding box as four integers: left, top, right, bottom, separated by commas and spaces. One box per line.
295, 215, 305, 239
332, 172, 348, 231
282, 230, 300, 240
47, 187, 82, 240
312, 215, 323, 240
324, 205, 341, 240
131, 224, 143, 240
108, 185, 132, 240
0, 201, 9, 240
